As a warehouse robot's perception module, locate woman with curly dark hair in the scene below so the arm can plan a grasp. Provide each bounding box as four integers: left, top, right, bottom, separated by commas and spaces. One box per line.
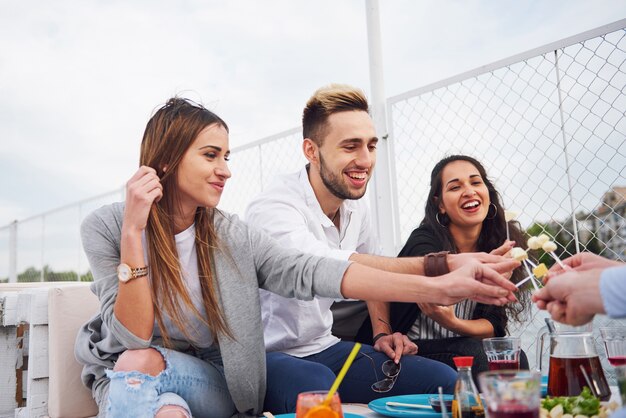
358, 155, 531, 383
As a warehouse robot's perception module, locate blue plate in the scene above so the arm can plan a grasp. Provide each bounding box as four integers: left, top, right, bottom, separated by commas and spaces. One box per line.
368, 394, 444, 417
273, 413, 363, 418
541, 375, 548, 397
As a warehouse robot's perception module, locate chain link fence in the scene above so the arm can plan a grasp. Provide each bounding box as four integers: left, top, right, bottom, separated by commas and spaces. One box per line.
388, 22, 626, 377
219, 128, 306, 216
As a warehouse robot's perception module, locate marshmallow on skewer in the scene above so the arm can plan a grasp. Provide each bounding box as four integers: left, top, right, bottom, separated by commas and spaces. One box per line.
542, 241, 557, 253
542, 240, 569, 270
504, 210, 518, 241
510, 247, 528, 262
527, 236, 542, 250
509, 247, 543, 290
504, 210, 518, 222
536, 234, 550, 246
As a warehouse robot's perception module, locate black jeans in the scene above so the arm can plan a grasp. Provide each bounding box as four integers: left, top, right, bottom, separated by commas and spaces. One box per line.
411, 336, 530, 389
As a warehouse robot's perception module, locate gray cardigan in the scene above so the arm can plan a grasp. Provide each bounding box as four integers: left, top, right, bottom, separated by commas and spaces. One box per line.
74, 202, 350, 417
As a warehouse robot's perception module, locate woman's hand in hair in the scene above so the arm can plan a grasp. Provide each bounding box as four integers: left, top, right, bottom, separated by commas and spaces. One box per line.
123, 166, 163, 232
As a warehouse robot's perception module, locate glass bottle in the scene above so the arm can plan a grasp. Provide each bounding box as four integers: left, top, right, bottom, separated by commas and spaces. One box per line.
453, 356, 484, 418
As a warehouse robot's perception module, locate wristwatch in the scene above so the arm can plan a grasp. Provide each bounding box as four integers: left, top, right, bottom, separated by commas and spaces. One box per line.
117, 263, 149, 283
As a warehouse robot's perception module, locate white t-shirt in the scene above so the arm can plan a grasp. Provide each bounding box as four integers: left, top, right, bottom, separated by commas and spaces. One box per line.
144, 223, 214, 347
245, 167, 381, 357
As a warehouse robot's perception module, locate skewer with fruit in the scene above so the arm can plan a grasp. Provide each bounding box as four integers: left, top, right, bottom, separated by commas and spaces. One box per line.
510, 247, 546, 291
504, 210, 518, 242
527, 234, 570, 271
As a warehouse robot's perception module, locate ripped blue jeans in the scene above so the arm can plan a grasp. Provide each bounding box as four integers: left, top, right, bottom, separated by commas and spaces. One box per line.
105, 346, 236, 418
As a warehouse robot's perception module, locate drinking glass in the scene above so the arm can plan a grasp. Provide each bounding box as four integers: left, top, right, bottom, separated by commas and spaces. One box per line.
295, 391, 343, 418
483, 337, 521, 370
479, 370, 541, 418
600, 327, 626, 367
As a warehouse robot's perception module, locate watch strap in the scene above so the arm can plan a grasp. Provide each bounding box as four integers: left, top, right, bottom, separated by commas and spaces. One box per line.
423, 251, 450, 276
129, 266, 149, 279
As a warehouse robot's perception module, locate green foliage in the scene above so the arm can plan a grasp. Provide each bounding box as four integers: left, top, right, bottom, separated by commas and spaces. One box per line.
542, 387, 600, 416
17, 265, 92, 282
18, 266, 43, 282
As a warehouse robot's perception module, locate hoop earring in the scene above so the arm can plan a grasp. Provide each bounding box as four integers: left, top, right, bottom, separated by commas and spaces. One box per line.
486, 203, 498, 220
436, 212, 447, 227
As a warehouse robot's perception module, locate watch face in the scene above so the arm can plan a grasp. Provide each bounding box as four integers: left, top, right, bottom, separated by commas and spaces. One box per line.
117, 264, 131, 282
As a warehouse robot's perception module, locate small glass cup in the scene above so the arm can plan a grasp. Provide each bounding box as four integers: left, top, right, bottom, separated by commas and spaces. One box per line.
483, 337, 521, 371
295, 391, 344, 418
479, 370, 541, 418
599, 327, 626, 367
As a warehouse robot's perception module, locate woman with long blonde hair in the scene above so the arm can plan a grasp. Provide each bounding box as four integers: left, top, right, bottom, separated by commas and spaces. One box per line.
75, 99, 518, 418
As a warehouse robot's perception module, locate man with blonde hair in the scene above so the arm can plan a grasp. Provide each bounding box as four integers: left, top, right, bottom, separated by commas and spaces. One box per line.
246, 84, 515, 412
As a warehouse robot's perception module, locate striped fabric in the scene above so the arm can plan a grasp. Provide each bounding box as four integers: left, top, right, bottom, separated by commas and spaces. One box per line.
407, 300, 477, 340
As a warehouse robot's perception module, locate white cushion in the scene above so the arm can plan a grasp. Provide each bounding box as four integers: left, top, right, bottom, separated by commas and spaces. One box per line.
48, 284, 99, 418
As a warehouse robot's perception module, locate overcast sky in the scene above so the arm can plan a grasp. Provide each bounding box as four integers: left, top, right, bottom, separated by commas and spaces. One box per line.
1, 0, 625, 226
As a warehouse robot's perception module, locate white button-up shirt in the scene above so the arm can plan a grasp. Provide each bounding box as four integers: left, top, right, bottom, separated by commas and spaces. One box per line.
245, 167, 381, 357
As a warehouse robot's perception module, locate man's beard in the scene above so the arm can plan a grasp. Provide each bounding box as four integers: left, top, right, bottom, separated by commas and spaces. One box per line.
319, 154, 368, 200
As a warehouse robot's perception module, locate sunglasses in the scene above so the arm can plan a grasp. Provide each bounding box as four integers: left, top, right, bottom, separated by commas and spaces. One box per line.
360, 352, 402, 393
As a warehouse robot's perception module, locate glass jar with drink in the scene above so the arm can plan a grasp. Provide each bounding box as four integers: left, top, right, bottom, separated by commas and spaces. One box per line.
536, 330, 610, 400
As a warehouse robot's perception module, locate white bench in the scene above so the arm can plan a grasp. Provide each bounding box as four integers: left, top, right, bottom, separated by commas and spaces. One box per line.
0, 282, 99, 418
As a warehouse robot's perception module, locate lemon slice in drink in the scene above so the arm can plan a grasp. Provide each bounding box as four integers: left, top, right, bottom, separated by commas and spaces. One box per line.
304, 404, 340, 418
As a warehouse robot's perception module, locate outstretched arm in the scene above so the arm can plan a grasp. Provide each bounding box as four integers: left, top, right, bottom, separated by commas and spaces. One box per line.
341, 261, 518, 306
